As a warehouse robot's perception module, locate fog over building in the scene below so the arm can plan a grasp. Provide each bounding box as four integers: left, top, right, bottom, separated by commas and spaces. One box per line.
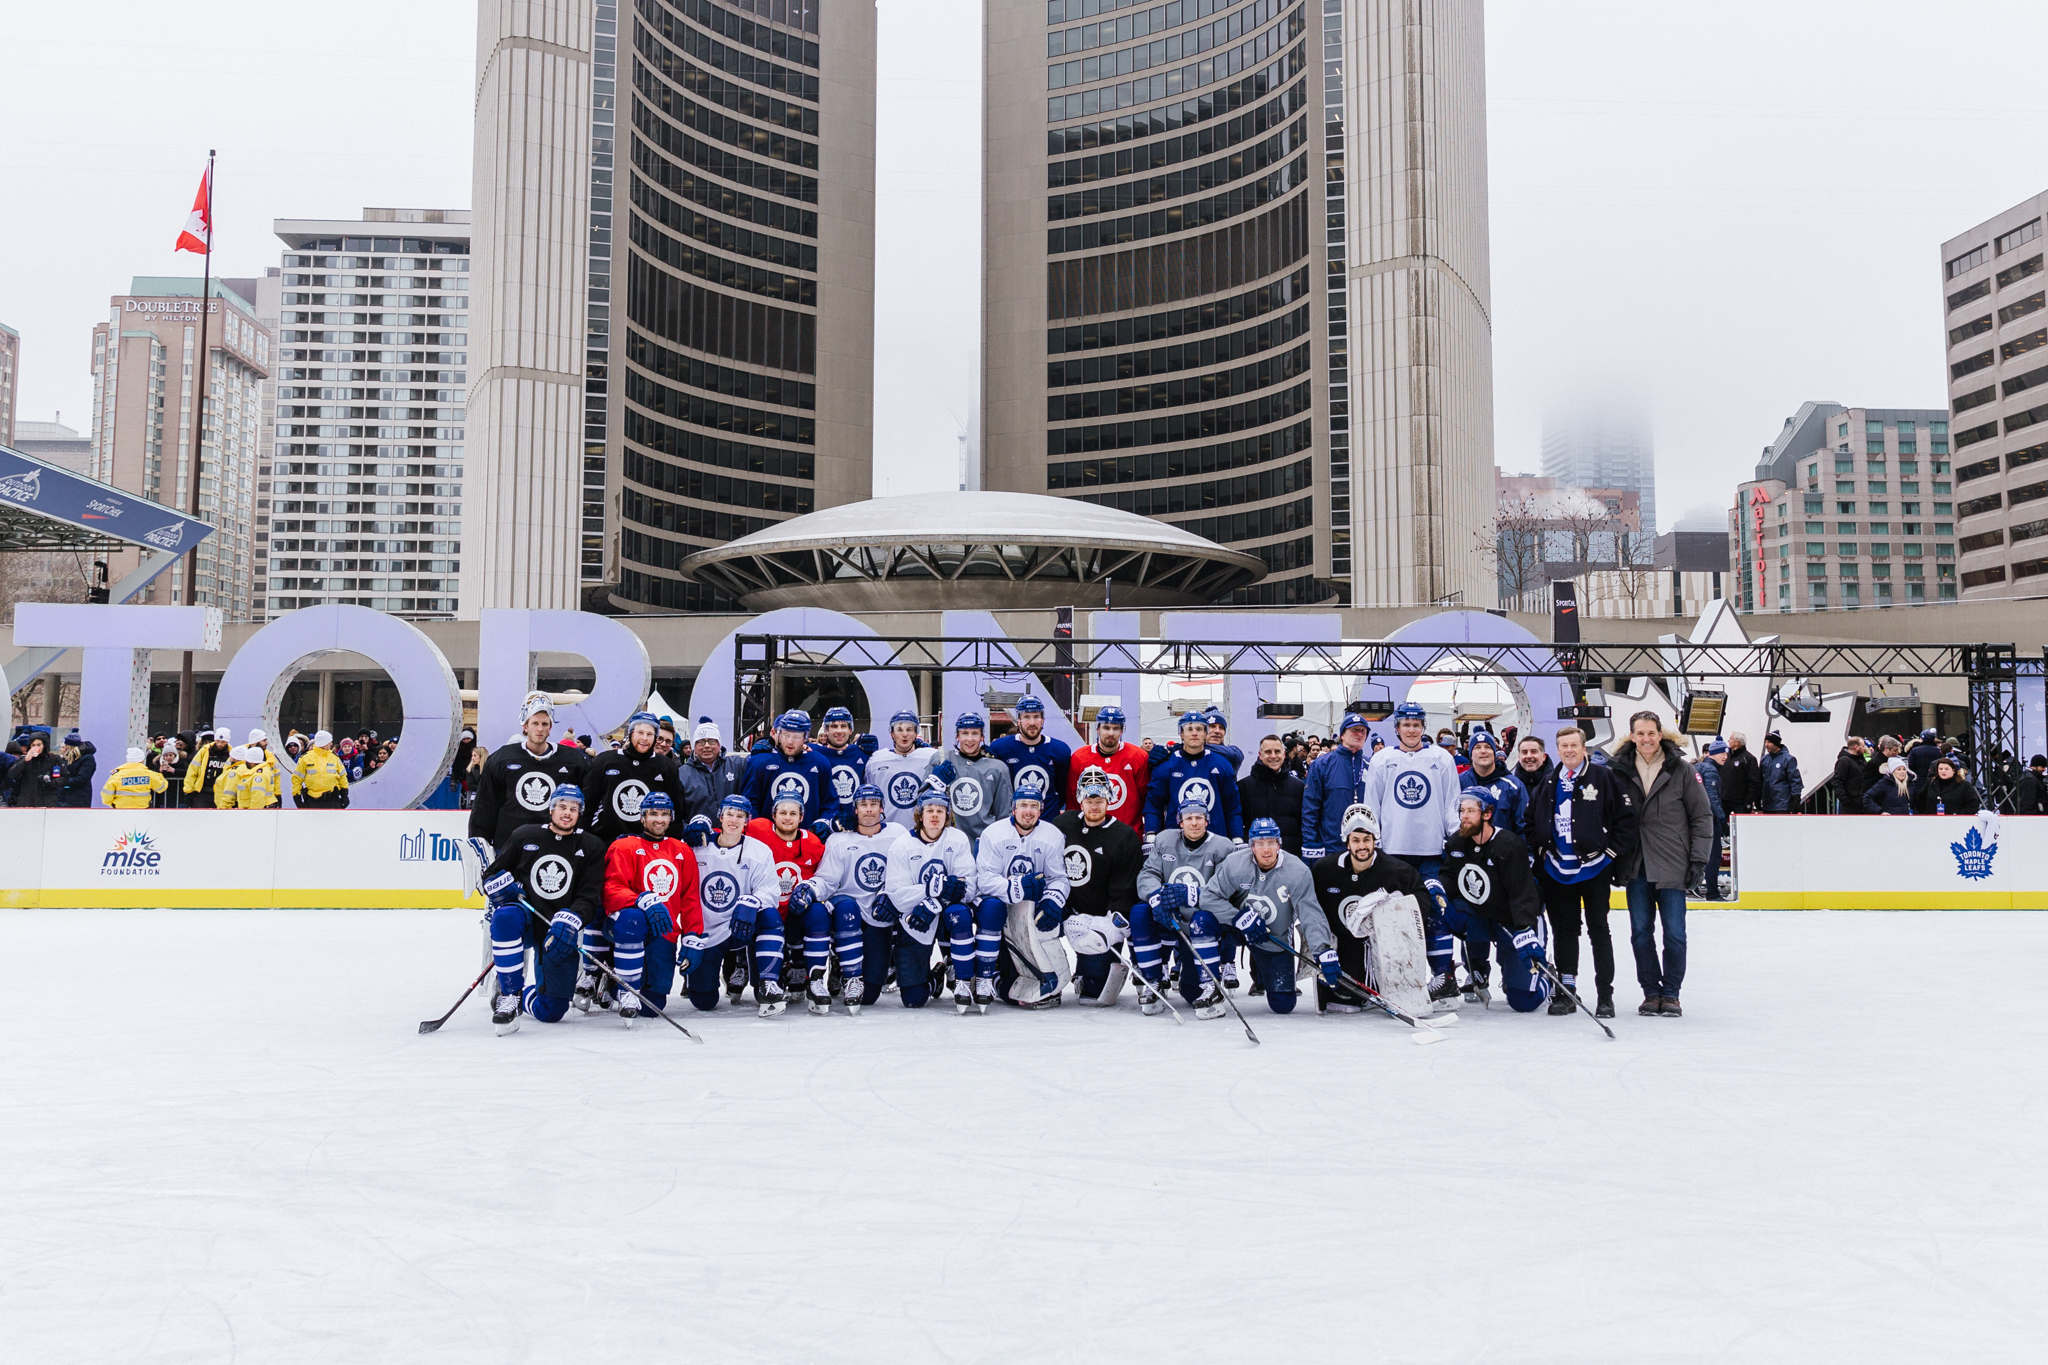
1541, 402, 1657, 537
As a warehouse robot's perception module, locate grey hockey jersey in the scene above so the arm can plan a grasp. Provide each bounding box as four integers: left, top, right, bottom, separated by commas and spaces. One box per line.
1137, 830, 1237, 903
942, 749, 1012, 844
1204, 846, 1331, 956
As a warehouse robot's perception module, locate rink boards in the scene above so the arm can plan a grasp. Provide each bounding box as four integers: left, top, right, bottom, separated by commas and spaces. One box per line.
0, 810, 482, 909
1718, 813, 2048, 910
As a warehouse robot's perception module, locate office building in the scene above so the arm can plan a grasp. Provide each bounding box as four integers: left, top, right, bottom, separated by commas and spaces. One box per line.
465, 0, 877, 615
1541, 402, 1656, 538
265, 209, 471, 619
1939, 191, 2048, 598
982, 0, 1495, 608
11, 418, 92, 472
0, 324, 17, 447
1728, 400, 1954, 613
87, 279, 270, 618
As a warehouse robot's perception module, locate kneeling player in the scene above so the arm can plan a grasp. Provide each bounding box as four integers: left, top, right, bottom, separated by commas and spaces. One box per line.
974, 779, 1071, 1010
1439, 788, 1552, 1012
878, 788, 978, 1008
1053, 769, 1142, 1005
1131, 797, 1238, 1014
1189, 818, 1334, 1017
676, 794, 790, 1016
599, 791, 700, 1023
1308, 807, 1432, 1015
789, 783, 903, 1013
744, 792, 826, 997
482, 784, 610, 1034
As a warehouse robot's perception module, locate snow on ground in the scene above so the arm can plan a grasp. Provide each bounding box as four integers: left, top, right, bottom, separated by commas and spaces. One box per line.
3, 909, 2043, 1364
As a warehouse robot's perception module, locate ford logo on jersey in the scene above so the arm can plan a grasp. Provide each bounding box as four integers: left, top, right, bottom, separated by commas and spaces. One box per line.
1393, 771, 1432, 809
702, 870, 740, 911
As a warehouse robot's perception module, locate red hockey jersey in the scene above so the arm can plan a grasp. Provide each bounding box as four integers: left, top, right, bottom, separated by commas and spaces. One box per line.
602, 834, 702, 940
744, 817, 825, 908
1067, 741, 1151, 835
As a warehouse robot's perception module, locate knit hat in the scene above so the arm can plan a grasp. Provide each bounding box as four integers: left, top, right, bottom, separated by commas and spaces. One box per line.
692, 716, 723, 745
126, 747, 144, 765
313, 730, 333, 747
1704, 739, 1728, 755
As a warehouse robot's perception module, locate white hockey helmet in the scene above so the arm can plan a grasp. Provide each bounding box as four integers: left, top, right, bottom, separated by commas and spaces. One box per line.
1340, 803, 1380, 841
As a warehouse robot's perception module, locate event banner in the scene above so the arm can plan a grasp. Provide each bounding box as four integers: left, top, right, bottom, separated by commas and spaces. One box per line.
0, 810, 484, 909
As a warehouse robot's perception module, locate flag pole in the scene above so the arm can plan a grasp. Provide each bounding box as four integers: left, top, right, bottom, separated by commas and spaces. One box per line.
177, 148, 215, 733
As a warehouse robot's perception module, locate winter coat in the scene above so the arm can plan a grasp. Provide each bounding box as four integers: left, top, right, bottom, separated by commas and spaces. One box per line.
7, 750, 66, 807
55, 742, 98, 807
1832, 748, 1873, 813
1693, 758, 1725, 825
238, 758, 284, 809
1611, 740, 1714, 887
677, 750, 747, 824
1525, 757, 1638, 885
1719, 745, 1761, 813
1905, 741, 1942, 791
294, 747, 351, 802
2013, 769, 2048, 816
1300, 741, 1372, 854
1459, 764, 1529, 840
101, 761, 169, 809
1237, 762, 1304, 854
1913, 775, 1981, 815
1864, 776, 1914, 815
1758, 747, 1803, 813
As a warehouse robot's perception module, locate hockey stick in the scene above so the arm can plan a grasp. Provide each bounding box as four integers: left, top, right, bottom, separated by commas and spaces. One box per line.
1530, 958, 1615, 1040
1115, 942, 1184, 1024
419, 962, 493, 1034
522, 901, 705, 1043
1169, 924, 1259, 1044
1262, 940, 1450, 1044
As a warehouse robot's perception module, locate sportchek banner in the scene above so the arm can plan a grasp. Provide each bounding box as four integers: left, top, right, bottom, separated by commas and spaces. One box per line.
0, 810, 483, 909
1725, 813, 2048, 910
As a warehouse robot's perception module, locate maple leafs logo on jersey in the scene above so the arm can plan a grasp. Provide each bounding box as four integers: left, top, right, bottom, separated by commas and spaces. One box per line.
531, 854, 572, 898
887, 772, 922, 807
1950, 824, 1997, 881
1393, 771, 1431, 809
515, 771, 557, 810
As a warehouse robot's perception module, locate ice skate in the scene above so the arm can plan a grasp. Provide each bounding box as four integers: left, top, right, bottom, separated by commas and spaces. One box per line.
725, 960, 748, 1005
757, 979, 788, 1018
973, 976, 996, 1014
1220, 961, 1239, 991
1428, 972, 1462, 1013
492, 991, 522, 1036
840, 977, 863, 1015
1193, 980, 1225, 1020
592, 979, 617, 1012
954, 978, 976, 1014
1138, 976, 1167, 1016
571, 969, 598, 1013
1462, 972, 1491, 1005
617, 985, 640, 1027
806, 966, 833, 1016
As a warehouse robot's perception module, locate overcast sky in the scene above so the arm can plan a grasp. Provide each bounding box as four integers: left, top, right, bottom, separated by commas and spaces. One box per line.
5, 1, 2046, 531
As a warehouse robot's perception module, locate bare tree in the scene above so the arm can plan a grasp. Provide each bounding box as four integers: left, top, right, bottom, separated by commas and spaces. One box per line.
0, 550, 92, 628
1478, 495, 1548, 610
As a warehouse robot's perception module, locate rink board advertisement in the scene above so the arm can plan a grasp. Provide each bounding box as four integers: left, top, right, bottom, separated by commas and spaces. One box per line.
0, 811, 482, 909
1726, 814, 2048, 910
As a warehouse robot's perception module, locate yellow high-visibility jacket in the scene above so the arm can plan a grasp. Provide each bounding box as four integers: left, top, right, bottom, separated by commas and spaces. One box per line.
101, 762, 169, 809
184, 744, 233, 797
239, 758, 284, 809
293, 746, 350, 799
214, 763, 249, 810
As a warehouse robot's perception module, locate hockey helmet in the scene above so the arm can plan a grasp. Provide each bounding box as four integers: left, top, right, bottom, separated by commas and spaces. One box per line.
1012, 777, 1048, 806
776, 710, 813, 734
1075, 769, 1114, 802
1392, 701, 1427, 722
719, 792, 755, 819
1094, 704, 1127, 726
954, 712, 987, 733
1014, 696, 1045, 715
1177, 794, 1212, 819
520, 691, 554, 723
1458, 786, 1499, 814
771, 791, 807, 814
915, 785, 952, 812
822, 706, 855, 727
850, 783, 885, 807
626, 710, 661, 735
551, 784, 585, 809
1247, 817, 1282, 843
889, 709, 919, 729
1340, 804, 1380, 840
1177, 711, 1208, 731
637, 791, 674, 814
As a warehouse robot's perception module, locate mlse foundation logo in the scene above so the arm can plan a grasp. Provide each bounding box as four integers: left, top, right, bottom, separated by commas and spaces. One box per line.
398, 829, 462, 862
103, 830, 163, 876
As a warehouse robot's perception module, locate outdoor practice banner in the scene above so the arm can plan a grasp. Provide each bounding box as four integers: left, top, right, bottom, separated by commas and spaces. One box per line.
1725, 813, 2048, 910
0, 810, 482, 909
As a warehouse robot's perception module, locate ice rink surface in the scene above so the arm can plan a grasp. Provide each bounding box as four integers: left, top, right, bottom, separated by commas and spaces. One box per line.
3, 909, 2043, 1364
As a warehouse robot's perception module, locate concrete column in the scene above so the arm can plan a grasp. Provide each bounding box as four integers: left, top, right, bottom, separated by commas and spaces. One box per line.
918, 670, 935, 735
42, 675, 64, 727
316, 670, 334, 733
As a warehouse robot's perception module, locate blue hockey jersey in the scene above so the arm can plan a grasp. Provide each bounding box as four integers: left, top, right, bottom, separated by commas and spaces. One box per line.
1143, 746, 1245, 838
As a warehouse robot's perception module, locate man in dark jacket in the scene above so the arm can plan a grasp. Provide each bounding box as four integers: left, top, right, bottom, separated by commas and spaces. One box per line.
1905, 728, 1942, 792
676, 717, 747, 824
1300, 713, 1372, 861
2013, 755, 2048, 816
1523, 724, 1638, 1019
1694, 739, 1728, 899
1720, 732, 1761, 814
1613, 714, 1713, 1018
1831, 736, 1871, 814
1758, 732, 1803, 813
1238, 734, 1304, 854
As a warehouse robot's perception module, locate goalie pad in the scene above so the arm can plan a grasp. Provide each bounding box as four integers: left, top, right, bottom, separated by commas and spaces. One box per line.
1364, 892, 1432, 1018
1062, 912, 1129, 956
1080, 959, 1128, 1006
1001, 901, 1073, 1008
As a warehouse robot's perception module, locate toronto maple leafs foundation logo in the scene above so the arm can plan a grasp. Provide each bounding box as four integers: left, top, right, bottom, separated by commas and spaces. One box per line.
1950, 824, 1997, 880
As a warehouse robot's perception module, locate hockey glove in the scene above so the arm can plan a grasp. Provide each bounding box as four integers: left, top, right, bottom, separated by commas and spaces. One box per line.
1233, 837, 1246, 849
1511, 927, 1546, 966
1302, 846, 1326, 863
941, 874, 968, 904
932, 759, 958, 784
1317, 948, 1343, 988
677, 934, 711, 977
905, 901, 939, 934
856, 733, 879, 754
1033, 897, 1064, 934
871, 894, 900, 925
1146, 895, 1184, 935
730, 898, 761, 940
682, 814, 714, 847
1155, 883, 1188, 911
810, 818, 837, 842
545, 911, 581, 956
788, 882, 818, 914
1108, 910, 1130, 935
634, 890, 674, 937
1232, 906, 1271, 946
483, 870, 522, 907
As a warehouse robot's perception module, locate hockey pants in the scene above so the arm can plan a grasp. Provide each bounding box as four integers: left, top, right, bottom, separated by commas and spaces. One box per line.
682, 913, 787, 1011
1438, 903, 1553, 1013
1408, 856, 1457, 977
858, 922, 935, 1008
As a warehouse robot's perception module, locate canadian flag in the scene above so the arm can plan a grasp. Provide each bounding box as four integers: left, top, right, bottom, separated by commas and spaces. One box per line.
174, 161, 212, 255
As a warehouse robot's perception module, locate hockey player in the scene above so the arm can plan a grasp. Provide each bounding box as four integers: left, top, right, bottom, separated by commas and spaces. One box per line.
469, 692, 591, 852
1145, 817, 1332, 1018
583, 710, 684, 842
481, 784, 610, 1034
989, 696, 1073, 820
810, 706, 875, 811
675, 794, 790, 1016
1308, 807, 1431, 1014
787, 783, 902, 1013
932, 712, 1012, 845
739, 711, 840, 839
1365, 700, 1462, 1007
974, 778, 1071, 1010
1052, 768, 1143, 1004
1143, 712, 1245, 839
746, 794, 828, 910
879, 788, 978, 1008
1136, 797, 1239, 993
867, 709, 940, 829
1065, 704, 1149, 836
1440, 787, 1553, 1013
1458, 729, 1528, 839
100, 747, 168, 808
599, 791, 700, 1022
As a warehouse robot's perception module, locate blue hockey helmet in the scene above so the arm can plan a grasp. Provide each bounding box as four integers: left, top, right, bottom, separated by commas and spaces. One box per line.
1177, 794, 1212, 819
550, 784, 585, 809
889, 709, 919, 728
1458, 785, 1499, 813
638, 791, 674, 814
954, 712, 986, 733
822, 706, 855, 727
1093, 704, 1127, 727
1178, 711, 1208, 731
1014, 696, 1045, 715
1012, 777, 1048, 806
626, 710, 661, 734
1247, 817, 1283, 842
719, 792, 755, 819
915, 785, 952, 812
850, 783, 884, 806
1338, 712, 1369, 734
1392, 701, 1428, 722
777, 710, 813, 734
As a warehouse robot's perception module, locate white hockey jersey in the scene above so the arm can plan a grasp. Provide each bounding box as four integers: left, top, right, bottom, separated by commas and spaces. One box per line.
867, 744, 941, 828
802, 823, 906, 925
690, 834, 783, 949
972, 816, 1072, 910
883, 827, 977, 944
1366, 743, 1462, 859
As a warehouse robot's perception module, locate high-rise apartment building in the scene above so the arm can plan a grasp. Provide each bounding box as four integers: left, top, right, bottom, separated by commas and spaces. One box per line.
466, 0, 876, 615
1939, 190, 2048, 599
0, 323, 17, 447
1541, 403, 1656, 537
983, 0, 1493, 607
88, 279, 271, 618
264, 210, 470, 619
1728, 400, 1955, 613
